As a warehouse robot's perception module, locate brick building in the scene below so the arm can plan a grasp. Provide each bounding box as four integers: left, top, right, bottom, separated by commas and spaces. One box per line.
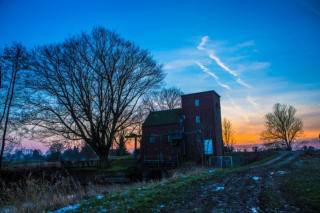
141, 90, 224, 167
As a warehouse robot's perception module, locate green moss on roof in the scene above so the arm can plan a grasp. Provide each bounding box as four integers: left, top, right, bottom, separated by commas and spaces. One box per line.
143, 108, 182, 127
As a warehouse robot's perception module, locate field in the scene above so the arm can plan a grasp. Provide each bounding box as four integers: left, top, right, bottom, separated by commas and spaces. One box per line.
1, 151, 320, 212
51, 150, 320, 213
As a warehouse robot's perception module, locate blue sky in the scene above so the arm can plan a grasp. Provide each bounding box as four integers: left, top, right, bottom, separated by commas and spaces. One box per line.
1, 0, 320, 144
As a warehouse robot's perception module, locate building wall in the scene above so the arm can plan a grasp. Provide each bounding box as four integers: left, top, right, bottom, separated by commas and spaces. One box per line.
141, 90, 224, 165
181, 91, 224, 158
141, 123, 183, 161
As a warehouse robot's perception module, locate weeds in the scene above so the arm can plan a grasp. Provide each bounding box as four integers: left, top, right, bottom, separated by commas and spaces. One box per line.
0, 171, 156, 213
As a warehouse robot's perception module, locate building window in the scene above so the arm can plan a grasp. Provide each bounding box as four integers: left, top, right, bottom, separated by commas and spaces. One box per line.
195, 99, 199, 107
149, 136, 156, 143
196, 116, 200, 123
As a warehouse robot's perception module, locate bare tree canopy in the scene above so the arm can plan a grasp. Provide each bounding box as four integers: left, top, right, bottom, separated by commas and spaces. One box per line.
222, 118, 235, 152
142, 87, 182, 112
0, 43, 29, 168
261, 103, 303, 150
25, 27, 164, 166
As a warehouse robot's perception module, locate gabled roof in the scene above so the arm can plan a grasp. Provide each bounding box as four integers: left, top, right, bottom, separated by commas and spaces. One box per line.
181, 90, 220, 97
143, 108, 182, 127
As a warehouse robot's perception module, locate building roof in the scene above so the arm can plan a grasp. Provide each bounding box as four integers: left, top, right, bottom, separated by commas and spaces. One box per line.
181, 90, 220, 97
143, 108, 183, 127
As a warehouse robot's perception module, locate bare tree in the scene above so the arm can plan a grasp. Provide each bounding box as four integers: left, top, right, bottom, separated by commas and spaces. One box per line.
261, 103, 303, 151
222, 118, 235, 152
0, 43, 29, 168
142, 87, 182, 112
26, 27, 164, 167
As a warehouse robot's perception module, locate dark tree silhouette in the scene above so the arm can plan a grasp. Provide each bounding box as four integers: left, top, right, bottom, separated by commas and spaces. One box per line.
116, 135, 129, 156
32, 149, 43, 160
0, 43, 29, 168
47, 143, 64, 162
142, 87, 182, 112
80, 144, 97, 160
26, 27, 164, 167
261, 103, 303, 150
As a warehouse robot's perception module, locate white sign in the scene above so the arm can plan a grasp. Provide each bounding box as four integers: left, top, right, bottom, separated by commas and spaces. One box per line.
204, 139, 213, 155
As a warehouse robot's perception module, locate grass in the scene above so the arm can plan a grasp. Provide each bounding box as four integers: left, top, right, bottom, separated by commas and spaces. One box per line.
247, 153, 279, 167
69, 154, 281, 213
3, 160, 46, 167
76, 169, 228, 213
278, 156, 320, 212
107, 155, 134, 172
0, 173, 84, 213
71, 155, 134, 173
0, 153, 280, 212
224, 151, 276, 167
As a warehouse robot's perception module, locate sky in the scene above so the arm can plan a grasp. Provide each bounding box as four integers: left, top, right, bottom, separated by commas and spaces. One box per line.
1, 0, 320, 147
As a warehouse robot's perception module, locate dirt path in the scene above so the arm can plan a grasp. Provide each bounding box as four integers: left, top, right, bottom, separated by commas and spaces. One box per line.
172, 151, 303, 213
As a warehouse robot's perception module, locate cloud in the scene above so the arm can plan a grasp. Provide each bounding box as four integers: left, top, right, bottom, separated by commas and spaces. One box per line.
197, 36, 209, 50
246, 96, 258, 107
163, 59, 196, 70
217, 81, 231, 90
196, 61, 231, 90
236, 78, 251, 88
208, 54, 238, 77
236, 40, 255, 48
226, 97, 250, 122
235, 62, 271, 73
196, 61, 218, 79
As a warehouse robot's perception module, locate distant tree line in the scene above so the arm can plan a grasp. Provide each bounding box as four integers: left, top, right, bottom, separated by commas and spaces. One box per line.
4, 144, 98, 162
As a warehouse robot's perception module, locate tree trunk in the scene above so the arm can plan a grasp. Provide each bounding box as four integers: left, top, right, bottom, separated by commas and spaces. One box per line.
98, 154, 110, 169
0, 68, 17, 169
287, 143, 292, 151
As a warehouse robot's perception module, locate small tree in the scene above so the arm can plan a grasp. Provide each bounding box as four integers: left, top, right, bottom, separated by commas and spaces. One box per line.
80, 144, 97, 160
32, 149, 43, 160
261, 103, 303, 150
47, 143, 64, 161
222, 118, 235, 152
116, 135, 129, 156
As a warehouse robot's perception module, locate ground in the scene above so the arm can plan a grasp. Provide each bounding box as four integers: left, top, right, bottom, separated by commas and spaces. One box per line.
52, 150, 320, 213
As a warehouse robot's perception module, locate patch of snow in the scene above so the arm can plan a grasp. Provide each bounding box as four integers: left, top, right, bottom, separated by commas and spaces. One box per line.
278, 170, 288, 175
251, 207, 259, 213
50, 203, 81, 213
96, 195, 104, 200
252, 176, 260, 181
270, 171, 274, 175
215, 186, 224, 191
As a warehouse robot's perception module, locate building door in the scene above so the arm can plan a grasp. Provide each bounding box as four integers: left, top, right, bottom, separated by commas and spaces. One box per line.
204, 139, 213, 155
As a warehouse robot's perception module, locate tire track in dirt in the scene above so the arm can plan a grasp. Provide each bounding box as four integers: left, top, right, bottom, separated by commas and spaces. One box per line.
173, 151, 303, 213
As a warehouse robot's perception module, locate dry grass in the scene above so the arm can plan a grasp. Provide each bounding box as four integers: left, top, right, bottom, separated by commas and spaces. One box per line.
1, 173, 83, 212
0, 163, 209, 213
0, 172, 163, 213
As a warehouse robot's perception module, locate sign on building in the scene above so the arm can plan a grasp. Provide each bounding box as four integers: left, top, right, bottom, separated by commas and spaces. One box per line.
204, 139, 213, 155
